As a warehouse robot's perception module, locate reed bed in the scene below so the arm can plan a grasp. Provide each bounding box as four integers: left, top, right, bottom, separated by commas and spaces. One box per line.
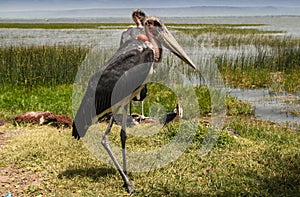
0, 45, 88, 87
215, 39, 300, 91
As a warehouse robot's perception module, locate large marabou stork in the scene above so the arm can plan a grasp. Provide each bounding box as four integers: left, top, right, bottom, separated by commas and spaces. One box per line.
72, 16, 196, 193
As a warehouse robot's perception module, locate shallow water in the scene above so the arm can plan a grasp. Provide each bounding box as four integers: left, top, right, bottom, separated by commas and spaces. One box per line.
0, 28, 123, 47
229, 88, 300, 129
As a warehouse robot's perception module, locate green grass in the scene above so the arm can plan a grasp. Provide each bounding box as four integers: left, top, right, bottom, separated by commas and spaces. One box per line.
0, 85, 73, 119
0, 83, 251, 121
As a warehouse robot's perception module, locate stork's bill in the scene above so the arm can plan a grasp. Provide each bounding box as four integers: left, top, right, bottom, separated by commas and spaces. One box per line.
144, 17, 197, 70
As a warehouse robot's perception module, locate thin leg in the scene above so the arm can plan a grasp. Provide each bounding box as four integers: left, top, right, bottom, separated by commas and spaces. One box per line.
129, 101, 133, 115
141, 100, 145, 119
120, 105, 128, 175
101, 116, 135, 193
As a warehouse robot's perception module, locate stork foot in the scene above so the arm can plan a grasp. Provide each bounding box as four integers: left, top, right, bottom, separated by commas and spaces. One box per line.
123, 182, 135, 193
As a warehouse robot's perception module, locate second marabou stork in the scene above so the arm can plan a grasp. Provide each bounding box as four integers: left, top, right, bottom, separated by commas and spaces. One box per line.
120, 9, 148, 119
72, 15, 196, 193
120, 9, 146, 46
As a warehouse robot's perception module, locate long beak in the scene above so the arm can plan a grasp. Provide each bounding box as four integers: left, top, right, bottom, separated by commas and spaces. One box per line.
157, 26, 196, 70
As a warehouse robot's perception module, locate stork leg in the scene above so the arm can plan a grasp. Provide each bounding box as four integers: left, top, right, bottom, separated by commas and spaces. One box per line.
121, 104, 128, 175
141, 100, 145, 119
129, 101, 133, 115
101, 115, 135, 193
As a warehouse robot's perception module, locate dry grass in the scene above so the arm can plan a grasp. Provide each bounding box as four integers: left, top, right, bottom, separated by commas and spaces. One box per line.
0, 119, 299, 196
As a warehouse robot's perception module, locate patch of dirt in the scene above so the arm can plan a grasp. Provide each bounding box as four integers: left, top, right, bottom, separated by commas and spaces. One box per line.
0, 129, 42, 196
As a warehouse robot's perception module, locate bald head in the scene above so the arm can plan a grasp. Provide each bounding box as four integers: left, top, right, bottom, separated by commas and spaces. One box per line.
132, 9, 146, 27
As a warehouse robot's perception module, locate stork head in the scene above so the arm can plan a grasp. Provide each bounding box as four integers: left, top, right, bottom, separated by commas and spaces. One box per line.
144, 16, 196, 69
132, 9, 146, 27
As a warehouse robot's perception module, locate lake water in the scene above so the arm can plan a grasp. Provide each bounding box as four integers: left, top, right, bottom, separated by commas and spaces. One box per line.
1, 16, 300, 47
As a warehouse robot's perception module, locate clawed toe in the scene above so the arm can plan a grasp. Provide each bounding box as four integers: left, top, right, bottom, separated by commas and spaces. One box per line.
123, 182, 135, 193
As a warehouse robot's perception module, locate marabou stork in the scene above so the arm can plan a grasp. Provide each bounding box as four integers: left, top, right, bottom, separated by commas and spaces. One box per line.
72, 16, 196, 193
120, 9, 146, 46
120, 9, 148, 119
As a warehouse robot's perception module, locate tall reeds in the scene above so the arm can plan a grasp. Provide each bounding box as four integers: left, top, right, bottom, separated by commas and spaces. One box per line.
0, 45, 88, 87
215, 37, 300, 91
